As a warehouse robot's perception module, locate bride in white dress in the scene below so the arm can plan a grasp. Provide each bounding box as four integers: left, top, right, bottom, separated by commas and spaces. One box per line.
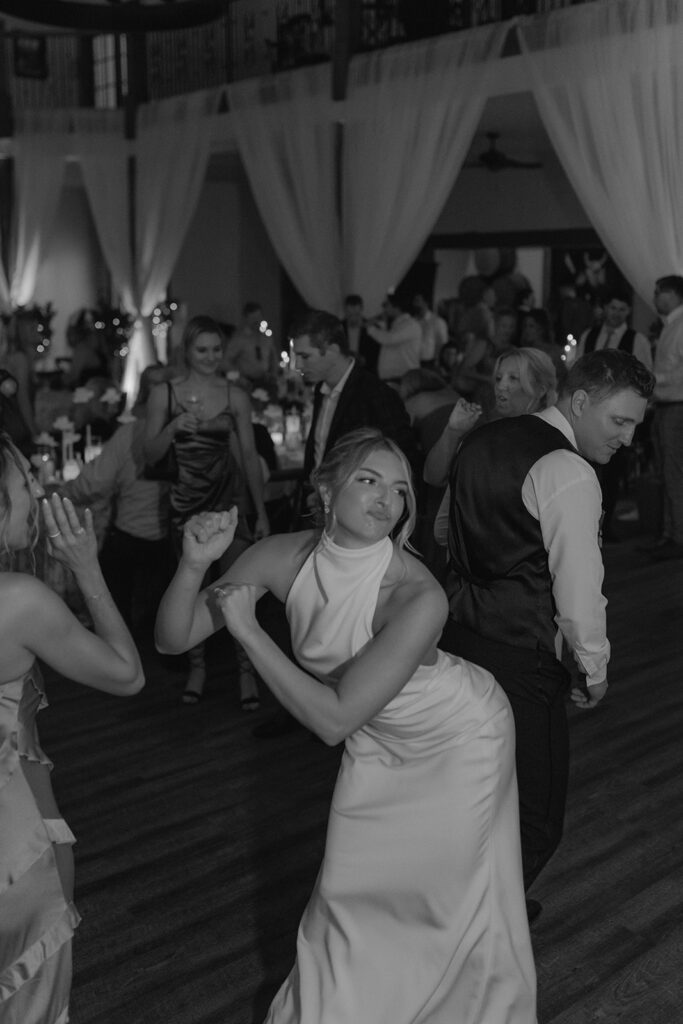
155, 427, 536, 1024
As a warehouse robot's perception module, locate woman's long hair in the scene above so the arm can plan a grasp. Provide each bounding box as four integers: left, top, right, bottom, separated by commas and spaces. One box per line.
494, 347, 558, 411
311, 428, 417, 551
0, 432, 39, 570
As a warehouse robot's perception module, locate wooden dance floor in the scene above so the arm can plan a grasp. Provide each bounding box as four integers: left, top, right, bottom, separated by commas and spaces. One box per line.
39, 538, 683, 1024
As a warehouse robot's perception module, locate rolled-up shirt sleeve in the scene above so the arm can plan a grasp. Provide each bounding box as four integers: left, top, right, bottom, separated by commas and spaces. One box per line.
522, 450, 610, 687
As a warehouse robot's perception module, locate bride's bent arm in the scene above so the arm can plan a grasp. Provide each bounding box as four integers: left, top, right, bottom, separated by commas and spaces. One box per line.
219, 577, 448, 746
154, 511, 300, 654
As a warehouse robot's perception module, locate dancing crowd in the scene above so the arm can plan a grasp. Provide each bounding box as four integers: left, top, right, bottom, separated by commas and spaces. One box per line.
4, 270, 682, 1023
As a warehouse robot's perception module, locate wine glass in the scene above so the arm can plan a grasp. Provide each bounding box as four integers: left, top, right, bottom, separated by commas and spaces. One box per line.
184, 394, 203, 423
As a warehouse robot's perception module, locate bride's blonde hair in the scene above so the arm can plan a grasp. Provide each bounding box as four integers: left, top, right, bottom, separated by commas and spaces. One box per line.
311, 428, 417, 551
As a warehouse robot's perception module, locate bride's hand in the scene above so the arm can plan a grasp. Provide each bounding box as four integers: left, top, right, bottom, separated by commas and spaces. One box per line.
213, 582, 259, 643
182, 508, 238, 570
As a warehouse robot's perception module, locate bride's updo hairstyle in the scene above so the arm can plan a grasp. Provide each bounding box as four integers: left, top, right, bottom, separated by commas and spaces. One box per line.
311, 428, 417, 550
0, 432, 39, 565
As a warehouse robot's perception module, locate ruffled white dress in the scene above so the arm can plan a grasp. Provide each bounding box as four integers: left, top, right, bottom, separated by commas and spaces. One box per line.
264, 533, 536, 1024
0, 665, 80, 1024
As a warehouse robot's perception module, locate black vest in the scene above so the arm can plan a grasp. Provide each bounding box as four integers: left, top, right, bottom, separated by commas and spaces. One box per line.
447, 415, 578, 655
584, 326, 635, 354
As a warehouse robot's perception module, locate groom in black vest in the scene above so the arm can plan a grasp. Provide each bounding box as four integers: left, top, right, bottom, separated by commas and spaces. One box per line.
441, 350, 654, 912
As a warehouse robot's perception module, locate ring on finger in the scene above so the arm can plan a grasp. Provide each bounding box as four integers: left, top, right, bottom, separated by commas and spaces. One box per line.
74, 527, 86, 535
48, 531, 61, 538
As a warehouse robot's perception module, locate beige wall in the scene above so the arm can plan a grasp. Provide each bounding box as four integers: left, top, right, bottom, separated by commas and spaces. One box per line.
434, 148, 592, 235
171, 155, 281, 338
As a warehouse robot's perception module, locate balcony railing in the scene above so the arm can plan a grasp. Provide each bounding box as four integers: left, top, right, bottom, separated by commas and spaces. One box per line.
0, 0, 595, 114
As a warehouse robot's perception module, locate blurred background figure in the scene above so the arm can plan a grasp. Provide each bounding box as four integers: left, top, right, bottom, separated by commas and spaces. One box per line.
0, 316, 36, 441
60, 363, 173, 633
366, 289, 422, 386
342, 293, 380, 375
63, 309, 111, 389
223, 300, 279, 394
413, 291, 449, 370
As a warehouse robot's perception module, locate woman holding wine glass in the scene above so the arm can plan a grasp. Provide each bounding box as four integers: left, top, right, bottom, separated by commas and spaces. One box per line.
144, 315, 269, 706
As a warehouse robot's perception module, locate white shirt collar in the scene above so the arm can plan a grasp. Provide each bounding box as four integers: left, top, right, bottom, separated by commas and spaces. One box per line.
665, 303, 683, 326
534, 405, 579, 451
320, 358, 355, 397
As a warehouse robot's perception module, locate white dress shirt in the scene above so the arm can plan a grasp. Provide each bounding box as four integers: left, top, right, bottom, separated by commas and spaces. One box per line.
367, 313, 421, 381
435, 406, 610, 687
577, 322, 652, 370
653, 303, 683, 402
523, 407, 609, 687
313, 359, 355, 468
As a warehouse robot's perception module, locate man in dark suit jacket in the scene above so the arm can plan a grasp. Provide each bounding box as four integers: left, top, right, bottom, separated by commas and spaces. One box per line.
293, 309, 416, 488
252, 309, 416, 739
342, 294, 380, 375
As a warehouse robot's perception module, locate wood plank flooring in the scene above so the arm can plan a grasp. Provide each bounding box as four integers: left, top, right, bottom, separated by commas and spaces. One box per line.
36, 538, 683, 1024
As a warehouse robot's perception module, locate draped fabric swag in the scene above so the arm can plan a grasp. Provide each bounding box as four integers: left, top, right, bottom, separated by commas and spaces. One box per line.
135, 89, 221, 319
10, 111, 71, 311
71, 109, 135, 315
10, 3, 683, 392
227, 65, 342, 313
71, 94, 220, 396
517, 0, 683, 304
342, 24, 509, 314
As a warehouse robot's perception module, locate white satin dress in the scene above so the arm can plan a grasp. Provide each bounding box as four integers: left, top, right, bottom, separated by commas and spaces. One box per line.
263, 533, 536, 1024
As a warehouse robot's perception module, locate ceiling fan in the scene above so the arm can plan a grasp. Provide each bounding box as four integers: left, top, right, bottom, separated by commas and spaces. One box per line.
465, 132, 543, 172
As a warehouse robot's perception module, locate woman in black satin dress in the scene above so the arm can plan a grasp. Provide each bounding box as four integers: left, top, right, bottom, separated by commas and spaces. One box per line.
144, 315, 269, 706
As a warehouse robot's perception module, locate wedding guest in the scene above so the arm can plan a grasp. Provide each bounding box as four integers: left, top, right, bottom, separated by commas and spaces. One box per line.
0, 437, 143, 1024
425, 347, 557, 490
645, 275, 683, 560
155, 428, 536, 1024
144, 315, 269, 707
412, 291, 449, 369
366, 290, 421, 386
60, 364, 173, 631
294, 309, 416, 487
63, 310, 110, 389
576, 287, 652, 541
342, 294, 379, 374
223, 301, 279, 392
440, 350, 654, 919
0, 317, 36, 439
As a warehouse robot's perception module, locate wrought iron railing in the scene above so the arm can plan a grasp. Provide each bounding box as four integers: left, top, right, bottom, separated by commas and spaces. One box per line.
0, 0, 596, 113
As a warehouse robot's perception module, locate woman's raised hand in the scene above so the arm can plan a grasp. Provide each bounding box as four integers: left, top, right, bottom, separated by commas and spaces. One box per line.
42, 495, 97, 572
182, 508, 238, 569
213, 582, 259, 643
448, 398, 482, 433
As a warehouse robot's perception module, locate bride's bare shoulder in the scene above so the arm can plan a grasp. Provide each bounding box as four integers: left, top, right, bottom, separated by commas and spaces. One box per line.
255, 529, 318, 564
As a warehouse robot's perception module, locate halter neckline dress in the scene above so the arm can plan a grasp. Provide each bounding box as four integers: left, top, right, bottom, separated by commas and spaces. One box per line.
263, 532, 536, 1023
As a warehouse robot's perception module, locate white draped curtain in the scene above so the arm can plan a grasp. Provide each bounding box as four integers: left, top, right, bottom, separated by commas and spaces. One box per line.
11, 110, 70, 309
342, 25, 509, 314
135, 89, 221, 318
228, 65, 342, 313
71, 109, 136, 314
72, 94, 218, 397
517, 0, 683, 305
